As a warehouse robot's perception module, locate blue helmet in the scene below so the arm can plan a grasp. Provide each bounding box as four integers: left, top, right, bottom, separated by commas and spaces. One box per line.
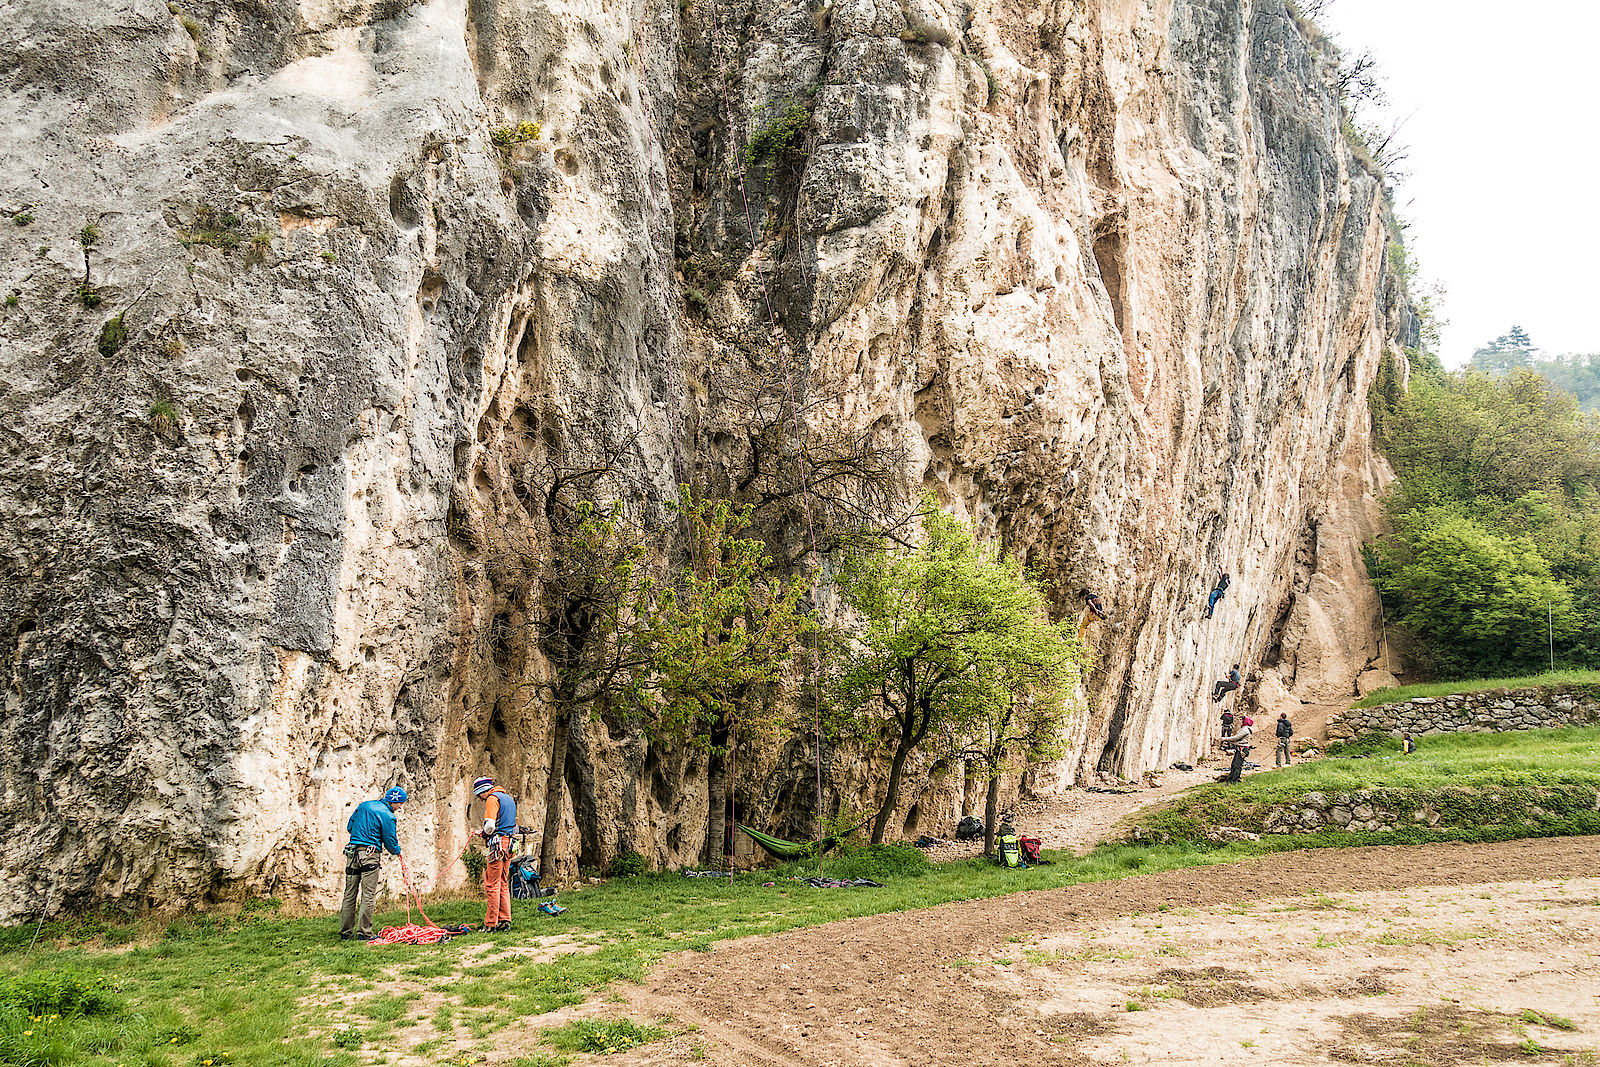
384, 787, 408, 805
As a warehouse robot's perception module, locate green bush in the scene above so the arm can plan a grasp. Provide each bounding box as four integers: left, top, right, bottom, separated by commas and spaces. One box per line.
0, 971, 122, 1018
742, 102, 811, 180
96, 312, 128, 357
462, 848, 487, 881
605, 851, 650, 878
824, 843, 930, 881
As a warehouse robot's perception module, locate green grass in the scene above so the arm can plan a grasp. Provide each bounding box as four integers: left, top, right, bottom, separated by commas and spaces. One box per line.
1132, 726, 1600, 845
1352, 669, 1600, 708
5, 730, 1597, 1066
0, 841, 1299, 1066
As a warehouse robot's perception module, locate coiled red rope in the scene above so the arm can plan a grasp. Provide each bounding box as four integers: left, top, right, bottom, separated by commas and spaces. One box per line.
369, 855, 453, 946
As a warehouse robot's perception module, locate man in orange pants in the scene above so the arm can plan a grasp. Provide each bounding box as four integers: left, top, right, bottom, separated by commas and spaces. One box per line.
473, 776, 517, 931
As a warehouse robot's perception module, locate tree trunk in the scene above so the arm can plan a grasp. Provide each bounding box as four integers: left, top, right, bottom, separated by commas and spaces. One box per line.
538, 708, 571, 882
705, 715, 731, 864
871, 736, 914, 844
983, 771, 1001, 857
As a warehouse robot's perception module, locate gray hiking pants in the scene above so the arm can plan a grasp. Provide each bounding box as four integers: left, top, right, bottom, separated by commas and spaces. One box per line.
339, 847, 382, 937
1276, 738, 1291, 766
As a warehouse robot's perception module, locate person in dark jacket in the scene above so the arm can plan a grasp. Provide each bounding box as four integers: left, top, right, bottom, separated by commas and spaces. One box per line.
1080, 589, 1109, 620
474, 776, 518, 932
1275, 712, 1295, 766
1205, 568, 1231, 618
340, 786, 406, 941
1224, 741, 1252, 783
1212, 664, 1241, 702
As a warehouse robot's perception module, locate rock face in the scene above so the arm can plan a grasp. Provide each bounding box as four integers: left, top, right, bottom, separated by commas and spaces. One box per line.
0, 0, 1408, 917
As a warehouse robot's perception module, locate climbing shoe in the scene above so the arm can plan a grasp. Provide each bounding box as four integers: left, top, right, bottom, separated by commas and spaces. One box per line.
492, 921, 512, 932
538, 901, 567, 915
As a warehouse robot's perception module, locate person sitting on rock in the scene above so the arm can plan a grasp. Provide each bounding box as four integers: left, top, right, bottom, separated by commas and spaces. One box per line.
1211, 664, 1241, 702
1402, 732, 1416, 755
1205, 568, 1231, 618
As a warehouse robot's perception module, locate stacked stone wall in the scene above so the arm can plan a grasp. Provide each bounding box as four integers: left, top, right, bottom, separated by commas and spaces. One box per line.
1325, 686, 1600, 742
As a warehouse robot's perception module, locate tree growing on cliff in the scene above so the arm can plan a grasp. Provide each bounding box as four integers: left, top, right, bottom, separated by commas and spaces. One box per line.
834, 506, 1085, 845
638, 487, 816, 860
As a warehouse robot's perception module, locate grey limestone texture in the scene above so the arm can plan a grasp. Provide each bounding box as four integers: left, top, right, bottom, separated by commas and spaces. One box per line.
0, 0, 1408, 917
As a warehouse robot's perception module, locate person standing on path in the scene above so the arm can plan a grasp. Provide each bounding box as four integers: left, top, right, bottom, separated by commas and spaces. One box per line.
340, 786, 406, 941
474, 776, 518, 932
1275, 712, 1294, 766
1222, 717, 1254, 783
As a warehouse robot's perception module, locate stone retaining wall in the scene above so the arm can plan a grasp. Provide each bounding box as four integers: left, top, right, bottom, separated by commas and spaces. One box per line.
1325, 685, 1600, 741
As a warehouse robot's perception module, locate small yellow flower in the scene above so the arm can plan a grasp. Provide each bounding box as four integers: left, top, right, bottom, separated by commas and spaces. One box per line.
205, 1060, 213, 1065
170, 1037, 179, 1043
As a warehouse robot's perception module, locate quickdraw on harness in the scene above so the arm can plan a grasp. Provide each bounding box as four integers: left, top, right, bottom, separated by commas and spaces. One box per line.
369, 856, 454, 946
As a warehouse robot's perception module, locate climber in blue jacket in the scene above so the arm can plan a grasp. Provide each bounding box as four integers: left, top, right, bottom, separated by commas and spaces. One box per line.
340, 787, 406, 941
1205, 567, 1231, 618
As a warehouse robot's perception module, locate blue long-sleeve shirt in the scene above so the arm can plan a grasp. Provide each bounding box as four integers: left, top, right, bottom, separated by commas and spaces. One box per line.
347, 799, 401, 855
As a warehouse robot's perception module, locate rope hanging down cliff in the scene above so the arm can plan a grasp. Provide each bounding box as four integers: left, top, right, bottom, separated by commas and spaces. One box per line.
625, 6, 829, 868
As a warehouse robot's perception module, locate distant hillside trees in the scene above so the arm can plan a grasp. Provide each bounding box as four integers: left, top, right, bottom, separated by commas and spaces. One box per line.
1467, 326, 1600, 411
1369, 355, 1600, 676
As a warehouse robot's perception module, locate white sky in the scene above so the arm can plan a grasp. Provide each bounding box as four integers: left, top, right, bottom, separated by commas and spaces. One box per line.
1316, 0, 1600, 366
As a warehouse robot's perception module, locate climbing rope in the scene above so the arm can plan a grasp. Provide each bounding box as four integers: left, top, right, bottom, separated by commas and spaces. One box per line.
624, 0, 829, 873
369, 856, 453, 946
696, 0, 831, 871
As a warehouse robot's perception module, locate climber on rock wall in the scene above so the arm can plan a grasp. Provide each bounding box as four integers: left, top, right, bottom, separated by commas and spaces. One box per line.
1211, 664, 1242, 702
1205, 567, 1231, 618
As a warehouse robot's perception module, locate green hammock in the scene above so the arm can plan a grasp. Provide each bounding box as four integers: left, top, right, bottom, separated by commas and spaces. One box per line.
734, 821, 865, 861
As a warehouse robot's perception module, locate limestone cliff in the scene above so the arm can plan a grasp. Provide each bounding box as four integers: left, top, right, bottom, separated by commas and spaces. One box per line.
0, 0, 1409, 918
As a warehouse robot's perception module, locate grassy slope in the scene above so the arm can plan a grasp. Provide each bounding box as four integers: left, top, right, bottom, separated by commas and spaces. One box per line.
1352, 669, 1600, 708
5, 728, 1599, 1067
1131, 726, 1600, 846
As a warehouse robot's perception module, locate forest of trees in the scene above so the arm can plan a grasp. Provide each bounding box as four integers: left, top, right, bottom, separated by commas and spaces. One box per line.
1368, 347, 1600, 677
1467, 325, 1600, 410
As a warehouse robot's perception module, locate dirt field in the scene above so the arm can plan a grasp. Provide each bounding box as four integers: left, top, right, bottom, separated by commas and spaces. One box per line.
601, 838, 1600, 1066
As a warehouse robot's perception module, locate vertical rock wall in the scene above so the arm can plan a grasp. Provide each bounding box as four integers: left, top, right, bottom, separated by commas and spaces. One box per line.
0, 0, 1407, 918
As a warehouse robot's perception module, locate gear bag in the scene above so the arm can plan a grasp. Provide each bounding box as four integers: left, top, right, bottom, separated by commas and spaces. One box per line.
997, 833, 1024, 869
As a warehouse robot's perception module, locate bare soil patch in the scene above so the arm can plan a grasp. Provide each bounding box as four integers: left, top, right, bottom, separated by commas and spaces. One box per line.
595, 837, 1600, 1066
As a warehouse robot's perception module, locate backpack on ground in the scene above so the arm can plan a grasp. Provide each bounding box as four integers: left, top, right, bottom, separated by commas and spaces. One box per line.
1018, 836, 1044, 866
955, 815, 984, 841
509, 856, 542, 899
997, 833, 1024, 869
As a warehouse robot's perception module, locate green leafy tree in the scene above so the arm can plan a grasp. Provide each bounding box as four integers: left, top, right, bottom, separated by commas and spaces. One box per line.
1369, 509, 1576, 676
1469, 325, 1538, 376
525, 500, 656, 878
641, 487, 816, 860
1372, 365, 1600, 674
835, 506, 1085, 844
945, 620, 1087, 855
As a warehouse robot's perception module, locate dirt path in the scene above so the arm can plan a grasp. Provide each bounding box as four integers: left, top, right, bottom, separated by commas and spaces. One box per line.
609, 837, 1600, 1066
919, 763, 1232, 863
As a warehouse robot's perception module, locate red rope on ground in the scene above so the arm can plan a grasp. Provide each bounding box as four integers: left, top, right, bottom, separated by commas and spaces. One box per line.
369, 856, 452, 946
